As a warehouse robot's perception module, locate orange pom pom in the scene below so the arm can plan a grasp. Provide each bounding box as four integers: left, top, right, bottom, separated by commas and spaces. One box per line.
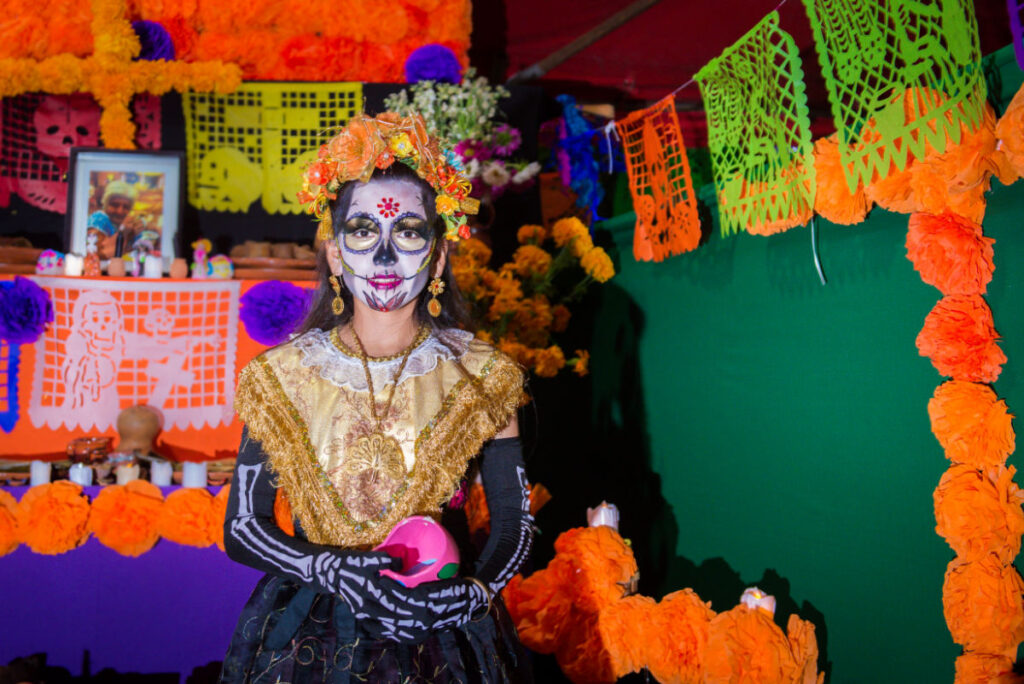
646, 589, 715, 684
704, 605, 802, 684
555, 526, 639, 613
597, 594, 657, 678
0, 489, 19, 556
812, 134, 872, 225
502, 556, 576, 653
212, 485, 230, 551
273, 488, 295, 537
865, 162, 920, 214
943, 555, 1024, 655
906, 213, 994, 295
786, 614, 824, 684
934, 465, 1024, 564
15, 482, 91, 555
916, 295, 1006, 383
929, 381, 1015, 468
954, 653, 1020, 684
157, 488, 216, 548
88, 481, 164, 557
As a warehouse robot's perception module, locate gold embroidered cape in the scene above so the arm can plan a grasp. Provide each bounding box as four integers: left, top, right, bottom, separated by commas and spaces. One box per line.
234, 329, 523, 549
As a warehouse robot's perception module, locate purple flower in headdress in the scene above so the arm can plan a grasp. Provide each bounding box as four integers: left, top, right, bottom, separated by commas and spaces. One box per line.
240, 281, 313, 346
0, 277, 54, 345
490, 124, 522, 157
404, 44, 463, 84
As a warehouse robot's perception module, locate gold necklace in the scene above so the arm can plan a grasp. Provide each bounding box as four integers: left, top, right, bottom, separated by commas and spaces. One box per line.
338, 324, 425, 500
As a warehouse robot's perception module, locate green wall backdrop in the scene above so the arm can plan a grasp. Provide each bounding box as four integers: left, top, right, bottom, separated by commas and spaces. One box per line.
563, 177, 1022, 683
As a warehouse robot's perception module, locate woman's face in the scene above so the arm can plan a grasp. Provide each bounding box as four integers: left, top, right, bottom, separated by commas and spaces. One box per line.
332, 179, 436, 313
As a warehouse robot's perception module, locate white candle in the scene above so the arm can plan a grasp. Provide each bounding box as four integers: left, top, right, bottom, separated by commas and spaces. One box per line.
150, 460, 173, 487
68, 463, 93, 486
740, 587, 777, 616
143, 254, 163, 278
29, 460, 51, 486
182, 461, 207, 488
586, 501, 620, 530
115, 463, 140, 484
63, 254, 84, 277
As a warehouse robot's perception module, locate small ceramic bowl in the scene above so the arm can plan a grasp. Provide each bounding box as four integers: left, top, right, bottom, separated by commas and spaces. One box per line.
374, 515, 460, 587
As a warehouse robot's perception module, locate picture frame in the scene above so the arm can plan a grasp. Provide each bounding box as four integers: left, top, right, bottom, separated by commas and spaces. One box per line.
65, 148, 184, 268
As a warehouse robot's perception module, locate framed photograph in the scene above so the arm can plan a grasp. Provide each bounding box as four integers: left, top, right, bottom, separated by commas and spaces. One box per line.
65, 148, 184, 268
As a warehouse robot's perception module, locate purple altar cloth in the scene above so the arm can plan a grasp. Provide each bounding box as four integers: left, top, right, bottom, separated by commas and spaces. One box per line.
0, 486, 263, 679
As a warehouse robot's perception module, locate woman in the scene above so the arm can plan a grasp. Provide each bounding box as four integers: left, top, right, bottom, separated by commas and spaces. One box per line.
221, 113, 534, 683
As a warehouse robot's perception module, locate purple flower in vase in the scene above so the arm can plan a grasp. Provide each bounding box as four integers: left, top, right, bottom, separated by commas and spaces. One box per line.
491, 124, 522, 157
454, 139, 493, 164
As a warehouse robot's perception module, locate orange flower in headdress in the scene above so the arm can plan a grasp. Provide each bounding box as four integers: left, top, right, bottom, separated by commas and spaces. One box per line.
88, 480, 164, 557
812, 134, 872, 225
933, 464, 1024, 564
915, 295, 1006, 383
15, 482, 91, 555
928, 380, 1015, 469
905, 213, 994, 296
943, 555, 1024, 655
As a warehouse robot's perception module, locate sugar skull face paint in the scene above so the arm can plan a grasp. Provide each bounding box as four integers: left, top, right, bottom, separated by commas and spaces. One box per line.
338, 180, 435, 313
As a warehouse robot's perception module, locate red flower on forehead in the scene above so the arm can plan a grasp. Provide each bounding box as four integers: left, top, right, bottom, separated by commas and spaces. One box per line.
378, 197, 400, 218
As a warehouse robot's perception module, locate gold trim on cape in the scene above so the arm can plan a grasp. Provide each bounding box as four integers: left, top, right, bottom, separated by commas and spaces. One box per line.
234, 337, 523, 549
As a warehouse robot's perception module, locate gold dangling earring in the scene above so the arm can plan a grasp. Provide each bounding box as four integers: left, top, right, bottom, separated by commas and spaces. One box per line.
427, 276, 445, 318
329, 275, 345, 316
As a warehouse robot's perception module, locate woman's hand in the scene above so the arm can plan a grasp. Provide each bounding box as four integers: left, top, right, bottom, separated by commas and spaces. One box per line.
355, 576, 490, 642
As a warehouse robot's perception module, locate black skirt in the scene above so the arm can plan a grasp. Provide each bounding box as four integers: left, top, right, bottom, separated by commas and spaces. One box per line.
220, 574, 533, 684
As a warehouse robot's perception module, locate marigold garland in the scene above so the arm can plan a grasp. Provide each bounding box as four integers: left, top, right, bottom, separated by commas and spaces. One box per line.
928, 381, 1015, 469
943, 554, 1024, 656
157, 487, 216, 548
0, 489, 19, 556
906, 213, 994, 296
88, 480, 164, 557
704, 606, 818, 684
934, 465, 1024, 564
15, 481, 91, 555
915, 294, 1006, 384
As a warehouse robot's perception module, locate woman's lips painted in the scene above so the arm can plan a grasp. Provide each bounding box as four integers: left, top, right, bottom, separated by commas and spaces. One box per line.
368, 274, 403, 291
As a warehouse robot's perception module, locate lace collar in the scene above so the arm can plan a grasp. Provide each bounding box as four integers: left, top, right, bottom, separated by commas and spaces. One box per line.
292, 327, 473, 393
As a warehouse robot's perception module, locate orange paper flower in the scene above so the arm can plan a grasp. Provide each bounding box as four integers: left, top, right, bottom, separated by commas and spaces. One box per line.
915, 295, 1006, 383
812, 134, 872, 225
88, 480, 164, 557
906, 213, 994, 296
274, 488, 295, 537
212, 485, 230, 551
596, 594, 656, 679
157, 488, 216, 548
954, 653, 1019, 684
15, 481, 91, 555
934, 464, 1024, 564
646, 589, 716, 684
0, 489, 19, 556
928, 381, 1015, 468
995, 81, 1024, 181
704, 605, 804, 684
943, 555, 1024, 655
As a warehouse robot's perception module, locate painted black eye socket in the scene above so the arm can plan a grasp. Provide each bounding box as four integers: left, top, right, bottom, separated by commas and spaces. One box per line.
392, 218, 430, 252
343, 217, 381, 251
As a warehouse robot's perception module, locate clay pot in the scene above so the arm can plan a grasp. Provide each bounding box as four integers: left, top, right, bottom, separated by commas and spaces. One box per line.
107, 258, 126, 277
169, 258, 188, 279
117, 405, 163, 455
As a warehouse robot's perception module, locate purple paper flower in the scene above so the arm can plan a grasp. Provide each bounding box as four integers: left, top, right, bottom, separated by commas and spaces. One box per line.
240, 281, 313, 346
404, 44, 463, 84
491, 124, 522, 157
0, 277, 54, 345
132, 21, 176, 61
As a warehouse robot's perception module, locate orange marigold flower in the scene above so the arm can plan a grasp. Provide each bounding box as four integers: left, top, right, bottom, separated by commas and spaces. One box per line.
551, 305, 571, 333
928, 380, 1015, 468
570, 230, 595, 258
581, 246, 615, 283
16, 481, 91, 555
452, 262, 480, 295
943, 555, 1024, 654
457, 237, 492, 268
0, 489, 18, 557
476, 330, 494, 344
812, 134, 872, 225
906, 213, 994, 296
552, 216, 589, 247
533, 345, 565, 378
916, 294, 1006, 383
88, 480, 164, 557
517, 224, 547, 245
511, 245, 552, 278
157, 488, 216, 548
498, 339, 535, 367
571, 350, 590, 377
934, 464, 1024, 563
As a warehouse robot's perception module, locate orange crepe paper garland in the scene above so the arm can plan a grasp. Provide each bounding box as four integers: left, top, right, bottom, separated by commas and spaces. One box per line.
906, 213, 994, 296
934, 465, 1024, 564
0, 489, 19, 556
15, 481, 91, 555
915, 295, 1006, 384
943, 554, 1024, 656
212, 485, 231, 551
156, 487, 217, 548
954, 653, 1020, 684
812, 134, 873, 225
503, 526, 823, 684
929, 381, 1015, 469
88, 480, 164, 557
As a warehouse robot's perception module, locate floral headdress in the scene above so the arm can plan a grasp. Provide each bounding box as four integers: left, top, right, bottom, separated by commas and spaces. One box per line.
298, 112, 480, 243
